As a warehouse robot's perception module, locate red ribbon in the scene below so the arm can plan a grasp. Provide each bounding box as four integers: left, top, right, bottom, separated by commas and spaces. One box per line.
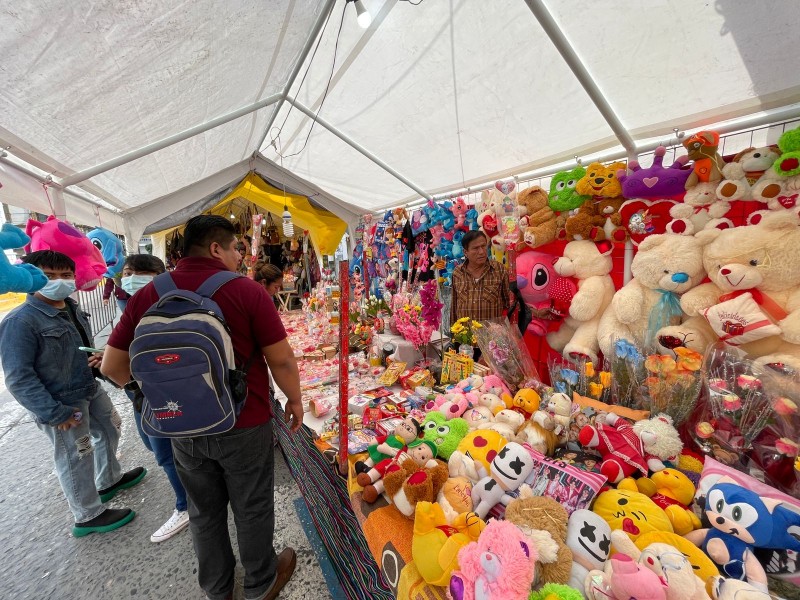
718, 289, 788, 321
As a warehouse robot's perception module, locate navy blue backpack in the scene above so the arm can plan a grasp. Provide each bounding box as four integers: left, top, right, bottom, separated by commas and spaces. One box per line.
130, 271, 251, 438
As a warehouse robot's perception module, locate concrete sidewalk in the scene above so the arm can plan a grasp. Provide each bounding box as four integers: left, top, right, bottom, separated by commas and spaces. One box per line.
0, 312, 333, 599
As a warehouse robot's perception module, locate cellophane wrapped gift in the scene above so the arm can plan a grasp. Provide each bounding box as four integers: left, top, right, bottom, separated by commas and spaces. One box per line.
475, 318, 539, 392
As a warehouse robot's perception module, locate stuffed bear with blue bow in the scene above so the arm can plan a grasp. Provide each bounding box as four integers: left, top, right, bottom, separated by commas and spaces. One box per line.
685, 477, 800, 592
0, 224, 48, 294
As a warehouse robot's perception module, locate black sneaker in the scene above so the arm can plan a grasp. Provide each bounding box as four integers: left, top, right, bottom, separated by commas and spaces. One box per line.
98, 467, 147, 503
72, 508, 135, 537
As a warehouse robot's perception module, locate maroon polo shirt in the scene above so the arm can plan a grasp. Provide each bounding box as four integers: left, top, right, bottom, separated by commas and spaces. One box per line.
108, 256, 286, 428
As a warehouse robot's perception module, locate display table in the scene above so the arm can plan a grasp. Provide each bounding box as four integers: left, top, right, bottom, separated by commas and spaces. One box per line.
375, 331, 448, 365
274, 290, 297, 312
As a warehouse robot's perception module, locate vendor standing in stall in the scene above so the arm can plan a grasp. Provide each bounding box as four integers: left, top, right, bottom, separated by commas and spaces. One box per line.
450, 230, 510, 325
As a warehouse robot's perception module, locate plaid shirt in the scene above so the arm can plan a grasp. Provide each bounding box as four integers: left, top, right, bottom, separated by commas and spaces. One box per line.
450, 260, 510, 324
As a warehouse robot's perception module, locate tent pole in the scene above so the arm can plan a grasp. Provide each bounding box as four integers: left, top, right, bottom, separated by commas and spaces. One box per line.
254, 0, 338, 154
522, 0, 636, 155
50, 187, 67, 221
59, 93, 283, 188
284, 97, 432, 200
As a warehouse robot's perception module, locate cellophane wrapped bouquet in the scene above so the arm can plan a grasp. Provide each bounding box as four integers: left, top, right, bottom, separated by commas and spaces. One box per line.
606, 338, 648, 410
390, 280, 441, 351
476, 318, 540, 392
691, 344, 776, 467
548, 356, 611, 401
643, 346, 703, 426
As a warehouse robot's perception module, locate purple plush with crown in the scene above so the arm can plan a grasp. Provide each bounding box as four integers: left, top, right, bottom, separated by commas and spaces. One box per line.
618, 146, 692, 200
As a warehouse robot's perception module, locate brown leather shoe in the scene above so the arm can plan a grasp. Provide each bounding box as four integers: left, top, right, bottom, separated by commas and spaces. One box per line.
257, 547, 297, 600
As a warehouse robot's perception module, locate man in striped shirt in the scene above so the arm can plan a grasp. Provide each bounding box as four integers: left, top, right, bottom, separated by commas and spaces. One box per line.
450, 230, 510, 324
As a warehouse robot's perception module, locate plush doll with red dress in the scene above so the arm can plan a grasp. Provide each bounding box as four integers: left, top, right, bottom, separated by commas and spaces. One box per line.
578, 413, 648, 484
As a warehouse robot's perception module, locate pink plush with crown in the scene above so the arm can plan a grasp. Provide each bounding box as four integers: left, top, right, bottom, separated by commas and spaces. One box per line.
448, 519, 537, 600
25, 216, 107, 291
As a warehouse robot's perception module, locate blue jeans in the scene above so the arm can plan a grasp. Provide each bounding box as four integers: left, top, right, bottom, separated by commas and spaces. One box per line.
35, 385, 123, 523
116, 298, 127, 314
128, 392, 187, 512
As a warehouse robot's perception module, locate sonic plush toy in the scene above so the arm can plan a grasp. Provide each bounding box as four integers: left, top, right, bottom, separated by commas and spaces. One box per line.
685, 477, 800, 591
87, 228, 125, 277
0, 223, 48, 294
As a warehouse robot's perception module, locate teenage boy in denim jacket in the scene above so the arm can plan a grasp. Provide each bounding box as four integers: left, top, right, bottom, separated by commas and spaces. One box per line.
0, 250, 145, 537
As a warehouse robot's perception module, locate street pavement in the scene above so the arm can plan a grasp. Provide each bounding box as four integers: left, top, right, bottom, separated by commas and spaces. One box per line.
0, 311, 333, 599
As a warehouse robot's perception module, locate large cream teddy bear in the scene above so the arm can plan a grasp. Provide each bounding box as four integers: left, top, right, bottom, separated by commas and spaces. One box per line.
597, 233, 707, 356
656, 211, 800, 370
546, 240, 615, 363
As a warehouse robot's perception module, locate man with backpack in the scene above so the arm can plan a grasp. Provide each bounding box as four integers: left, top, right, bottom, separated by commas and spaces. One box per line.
101, 215, 304, 600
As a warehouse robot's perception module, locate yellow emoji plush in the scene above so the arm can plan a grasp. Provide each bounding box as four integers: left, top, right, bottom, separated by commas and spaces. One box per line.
411, 501, 485, 586
448, 429, 508, 483
592, 488, 673, 543
619, 469, 702, 535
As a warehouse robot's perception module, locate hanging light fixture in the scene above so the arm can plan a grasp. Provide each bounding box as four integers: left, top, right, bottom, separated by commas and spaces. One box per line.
351, 0, 371, 28
282, 203, 294, 237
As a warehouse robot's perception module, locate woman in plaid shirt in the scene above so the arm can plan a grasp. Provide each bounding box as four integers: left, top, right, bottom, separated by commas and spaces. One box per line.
450, 230, 510, 324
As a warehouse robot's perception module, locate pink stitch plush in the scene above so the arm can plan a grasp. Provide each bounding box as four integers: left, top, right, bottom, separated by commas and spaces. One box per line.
25, 216, 107, 291
448, 519, 537, 600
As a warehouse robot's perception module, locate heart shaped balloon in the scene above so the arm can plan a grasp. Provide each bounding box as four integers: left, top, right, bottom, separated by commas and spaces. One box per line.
495, 180, 516, 195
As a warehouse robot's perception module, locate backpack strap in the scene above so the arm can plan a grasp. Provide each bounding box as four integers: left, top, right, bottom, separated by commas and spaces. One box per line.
153, 272, 178, 298
195, 270, 242, 299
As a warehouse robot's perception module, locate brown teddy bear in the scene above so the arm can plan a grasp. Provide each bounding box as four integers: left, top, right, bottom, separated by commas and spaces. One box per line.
595, 196, 627, 242
504, 490, 573, 585
383, 458, 450, 518
517, 185, 559, 249
564, 199, 607, 241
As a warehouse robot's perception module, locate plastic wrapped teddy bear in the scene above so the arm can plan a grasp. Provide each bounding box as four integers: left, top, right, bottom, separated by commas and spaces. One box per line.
532, 392, 572, 442
0, 223, 48, 294
448, 518, 537, 600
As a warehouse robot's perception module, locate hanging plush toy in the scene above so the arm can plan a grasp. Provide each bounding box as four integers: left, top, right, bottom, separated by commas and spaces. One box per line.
87, 227, 125, 278
25, 216, 107, 291
548, 166, 590, 240
0, 224, 48, 294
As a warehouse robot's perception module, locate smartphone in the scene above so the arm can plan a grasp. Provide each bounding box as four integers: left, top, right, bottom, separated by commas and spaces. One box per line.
78, 346, 103, 353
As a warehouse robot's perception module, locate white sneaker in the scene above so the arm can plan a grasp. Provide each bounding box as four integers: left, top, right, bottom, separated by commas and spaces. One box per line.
150, 509, 189, 543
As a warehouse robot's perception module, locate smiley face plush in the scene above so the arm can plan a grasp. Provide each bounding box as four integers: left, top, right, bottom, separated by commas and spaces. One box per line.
549, 166, 591, 213
566, 509, 612, 591
592, 488, 674, 542
422, 412, 470, 460
449, 429, 508, 483
470, 442, 535, 519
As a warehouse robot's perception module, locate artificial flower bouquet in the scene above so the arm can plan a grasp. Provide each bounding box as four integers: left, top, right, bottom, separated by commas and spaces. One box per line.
450, 317, 481, 346
475, 318, 539, 392
691, 344, 776, 467
606, 338, 648, 410
643, 346, 703, 426
365, 294, 391, 318
548, 356, 611, 401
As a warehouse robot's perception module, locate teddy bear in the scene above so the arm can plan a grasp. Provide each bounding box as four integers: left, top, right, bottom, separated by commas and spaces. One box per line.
597, 233, 707, 357
451, 196, 470, 231
358, 438, 439, 503
566, 509, 613, 592
425, 391, 473, 420
478, 188, 511, 256
567, 162, 628, 241
634, 531, 719, 592
631, 413, 683, 472
532, 392, 572, 443
412, 501, 485, 586
667, 131, 731, 235
509, 388, 542, 419
607, 530, 711, 600
0, 223, 48, 295
548, 166, 591, 239
471, 442, 536, 519
546, 240, 616, 363
578, 413, 649, 483
618, 468, 701, 535
449, 518, 538, 600
505, 491, 573, 585
477, 393, 507, 416
462, 405, 496, 430
585, 553, 668, 600
480, 374, 512, 398
517, 185, 559, 249
422, 413, 471, 460
715, 145, 781, 202
383, 454, 450, 518
482, 409, 526, 441
748, 126, 800, 225
655, 211, 800, 371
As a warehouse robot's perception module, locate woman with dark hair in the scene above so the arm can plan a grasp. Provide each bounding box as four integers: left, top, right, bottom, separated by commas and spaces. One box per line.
253, 261, 284, 297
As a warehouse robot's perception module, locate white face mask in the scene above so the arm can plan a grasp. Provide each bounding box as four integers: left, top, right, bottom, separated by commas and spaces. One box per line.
121, 274, 154, 296
38, 278, 76, 301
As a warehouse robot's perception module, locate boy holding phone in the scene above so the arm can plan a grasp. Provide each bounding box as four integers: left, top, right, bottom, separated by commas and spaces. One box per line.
0, 250, 145, 537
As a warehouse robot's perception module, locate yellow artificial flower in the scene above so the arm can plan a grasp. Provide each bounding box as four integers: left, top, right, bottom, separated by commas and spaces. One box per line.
585, 362, 596, 377
599, 371, 612, 388
473, 322, 483, 329
588, 382, 604, 399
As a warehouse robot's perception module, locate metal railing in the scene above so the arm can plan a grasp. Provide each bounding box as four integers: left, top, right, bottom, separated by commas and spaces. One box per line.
76, 279, 117, 336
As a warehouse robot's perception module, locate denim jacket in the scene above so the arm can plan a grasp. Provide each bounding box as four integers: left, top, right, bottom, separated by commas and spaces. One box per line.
0, 294, 97, 426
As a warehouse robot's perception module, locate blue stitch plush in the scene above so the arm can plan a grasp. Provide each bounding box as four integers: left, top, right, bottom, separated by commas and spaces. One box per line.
0, 223, 48, 294
87, 227, 125, 277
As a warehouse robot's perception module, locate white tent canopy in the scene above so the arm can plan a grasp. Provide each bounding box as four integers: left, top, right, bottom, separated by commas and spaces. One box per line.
1, 0, 800, 237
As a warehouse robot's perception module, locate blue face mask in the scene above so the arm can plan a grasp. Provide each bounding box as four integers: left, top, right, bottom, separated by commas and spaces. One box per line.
121, 274, 153, 296
38, 278, 77, 301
